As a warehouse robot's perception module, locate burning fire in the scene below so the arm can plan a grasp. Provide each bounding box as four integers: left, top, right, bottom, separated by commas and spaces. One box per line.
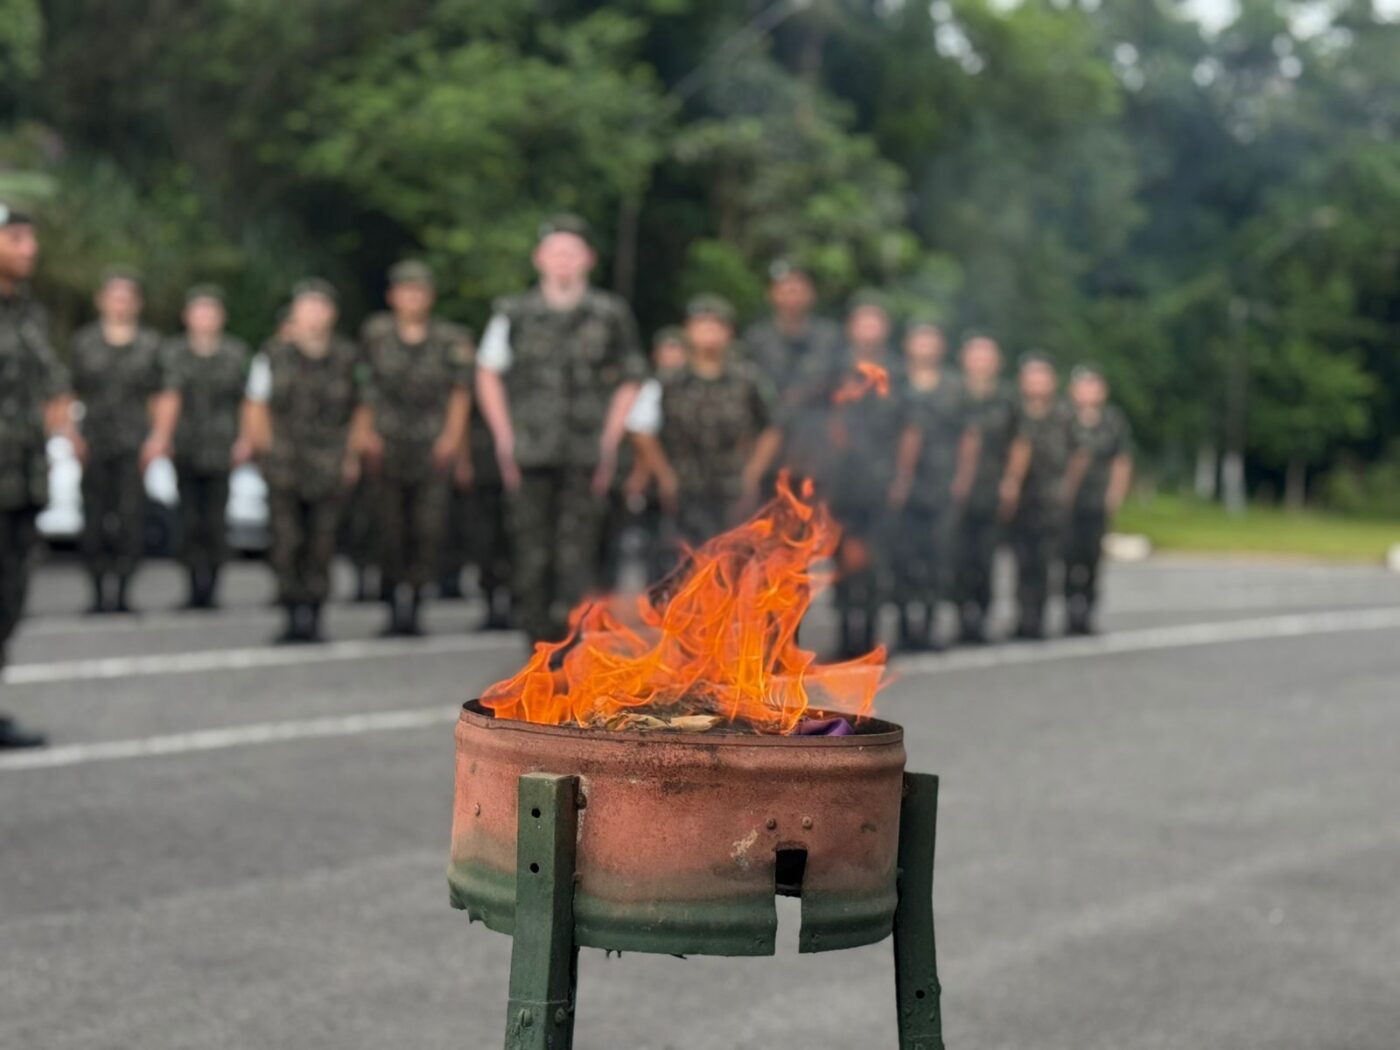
832, 361, 890, 405
482, 473, 887, 734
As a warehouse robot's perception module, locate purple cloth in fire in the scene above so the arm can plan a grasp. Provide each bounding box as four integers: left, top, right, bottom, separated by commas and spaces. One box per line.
795, 717, 854, 737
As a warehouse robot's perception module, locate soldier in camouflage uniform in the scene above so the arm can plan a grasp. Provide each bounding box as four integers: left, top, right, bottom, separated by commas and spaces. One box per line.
741, 260, 845, 486
999, 355, 1074, 641
953, 336, 1017, 644
69, 270, 177, 614
242, 279, 367, 643
622, 326, 689, 584
626, 296, 780, 562
162, 285, 250, 609
0, 205, 73, 749
475, 215, 647, 643
359, 261, 473, 637
1062, 366, 1133, 635
888, 322, 979, 652
828, 296, 909, 658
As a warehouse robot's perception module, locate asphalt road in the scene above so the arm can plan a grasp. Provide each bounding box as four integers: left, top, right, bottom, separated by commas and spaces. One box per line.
3, 554, 1400, 1050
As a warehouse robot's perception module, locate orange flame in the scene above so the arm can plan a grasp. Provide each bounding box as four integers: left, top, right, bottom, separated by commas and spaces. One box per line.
482, 473, 887, 734
832, 361, 890, 405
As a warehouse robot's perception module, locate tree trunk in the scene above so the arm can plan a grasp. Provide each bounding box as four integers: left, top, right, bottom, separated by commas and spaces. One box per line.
1285, 457, 1307, 512
1194, 443, 1218, 501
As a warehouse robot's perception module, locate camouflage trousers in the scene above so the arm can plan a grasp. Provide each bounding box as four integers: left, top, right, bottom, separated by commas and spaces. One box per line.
1063, 506, 1107, 611
268, 486, 341, 605
954, 503, 1000, 622
509, 467, 604, 643
0, 508, 39, 661
466, 482, 511, 597
176, 465, 229, 576
1009, 501, 1063, 631
81, 453, 144, 578
893, 501, 955, 608
376, 472, 448, 591
342, 476, 378, 573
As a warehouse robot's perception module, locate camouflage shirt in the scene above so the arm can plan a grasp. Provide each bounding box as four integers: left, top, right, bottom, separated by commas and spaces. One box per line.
360, 313, 473, 480
0, 288, 67, 510
741, 314, 845, 481
492, 288, 646, 470
1014, 399, 1075, 510
658, 361, 774, 503
260, 335, 364, 500
828, 354, 910, 520
903, 372, 968, 507
962, 383, 1019, 512
1069, 404, 1132, 511
161, 334, 250, 474
70, 322, 166, 458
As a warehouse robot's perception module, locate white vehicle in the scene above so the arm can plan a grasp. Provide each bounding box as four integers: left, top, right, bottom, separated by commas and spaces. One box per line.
36, 436, 270, 555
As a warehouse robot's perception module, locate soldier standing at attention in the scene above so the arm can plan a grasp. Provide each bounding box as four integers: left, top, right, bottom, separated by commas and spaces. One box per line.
0, 204, 75, 749
359, 261, 473, 638
240, 279, 367, 644
829, 295, 906, 659
1061, 366, 1133, 635
999, 355, 1074, 641
741, 260, 845, 485
887, 322, 979, 652
475, 215, 647, 644
70, 270, 176, 614
953, 336, 1017, 644
162, 285, 250, 610
626, 296, 780, 556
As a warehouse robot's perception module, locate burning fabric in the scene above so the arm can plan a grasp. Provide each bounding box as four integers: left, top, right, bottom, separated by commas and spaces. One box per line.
482, 471, 886, 734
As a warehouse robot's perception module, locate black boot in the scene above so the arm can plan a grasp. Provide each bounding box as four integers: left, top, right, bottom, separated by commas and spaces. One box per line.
898, 604, 930, 653
478, 588, 514, 632
113, 575, 134, 614
1066, 598, 1095, 636
304, 603, 325, 643
86, 572, 108, 615
0, 714, 46, 750
401, 587, 425, 637
273, 604, 303, 645
958, 607, 987, 646
182, 569, 203, 611
354, 567, 375, 604
379, 585, 402, 638
201, 567, 221, 610
1013, 608, 1045, 642
438, 571, 464, 601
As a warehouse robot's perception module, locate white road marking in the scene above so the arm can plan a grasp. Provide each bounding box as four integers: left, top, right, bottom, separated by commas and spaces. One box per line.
2, 632, 520, 685
896, 604, 1400, 676
0, 706, 459, 771
4, 605, 1399, 774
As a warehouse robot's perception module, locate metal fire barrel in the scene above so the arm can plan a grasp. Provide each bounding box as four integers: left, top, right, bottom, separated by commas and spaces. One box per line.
449, 699, 907, 957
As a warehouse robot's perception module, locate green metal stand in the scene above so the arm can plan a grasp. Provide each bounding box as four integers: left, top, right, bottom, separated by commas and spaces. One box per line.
894, 773, 945, 1050
498, 770, 944, 1049
504, 774, 580, 1050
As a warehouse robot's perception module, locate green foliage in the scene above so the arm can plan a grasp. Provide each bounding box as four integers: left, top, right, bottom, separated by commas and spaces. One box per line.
1, 0, 1396, 504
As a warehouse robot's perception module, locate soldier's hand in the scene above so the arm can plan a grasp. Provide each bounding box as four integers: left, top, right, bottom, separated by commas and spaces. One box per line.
496, 450, 522, 493
341, 453, 362, 489
432, 434, 460, 476
453, 453, 475, 492
656, 470, 680, 517
998, 479, 1020, 521
70, 432, 89, 467
888, 475, 912, 511
590, 450, 618, 501
140, 435, 170, 473
230, 437, 254, 468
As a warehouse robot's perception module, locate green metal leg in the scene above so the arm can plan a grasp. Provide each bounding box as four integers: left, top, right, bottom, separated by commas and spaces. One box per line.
894, 773, 945, 1050
505, 773, 580, 1050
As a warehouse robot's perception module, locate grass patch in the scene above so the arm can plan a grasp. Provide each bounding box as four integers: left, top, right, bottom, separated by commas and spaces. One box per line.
1116, 494, 1400, 562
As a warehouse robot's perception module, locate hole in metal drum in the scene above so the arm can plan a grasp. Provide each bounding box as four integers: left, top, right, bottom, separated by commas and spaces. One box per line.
774, 847, 807, 898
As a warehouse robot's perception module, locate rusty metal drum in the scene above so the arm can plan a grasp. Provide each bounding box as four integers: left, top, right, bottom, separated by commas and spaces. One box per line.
448, 700, 906, 957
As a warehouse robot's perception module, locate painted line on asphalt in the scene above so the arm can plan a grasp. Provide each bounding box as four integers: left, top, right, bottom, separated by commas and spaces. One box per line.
0, 706, 458, 772
2, 632, 521, 686
895, 604, 1400, 676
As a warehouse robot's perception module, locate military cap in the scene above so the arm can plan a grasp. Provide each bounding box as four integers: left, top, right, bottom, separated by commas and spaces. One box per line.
906, 317, 944, 334
388, 259, 435, 288
98, 265, 143, 291
291, 276, 338, 303
0, 202, 34, 228
686, 294, 735, 326
652, 325, 687, 349
184, 282, 226, 306
1070, 363, 1106, 384
537, 213, 593, 245
768, 258, 810, 283
847, 289, 891, 315
1018, 350, 1055, 371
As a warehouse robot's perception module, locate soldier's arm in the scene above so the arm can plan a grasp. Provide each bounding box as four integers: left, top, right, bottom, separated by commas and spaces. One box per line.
474, 367, 519, 489
234, 352, 273, 463
143, 390, 181, 470
741, 427, 783, 504
1107, 453, 1133, 516
632, 434, 678, 515
889, 423, 923, 509
1061, 446, 1091, 509
999, 437, 1032, 519
601, 299, 647, 463
951, 425, 981, 504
